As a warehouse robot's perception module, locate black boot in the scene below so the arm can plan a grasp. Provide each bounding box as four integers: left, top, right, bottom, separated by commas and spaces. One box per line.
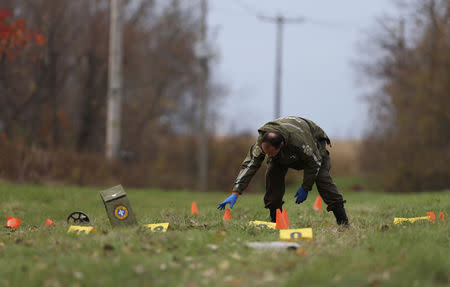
269, 209, 277, 223
269, 203, 284, 223
332, 207, 349, 226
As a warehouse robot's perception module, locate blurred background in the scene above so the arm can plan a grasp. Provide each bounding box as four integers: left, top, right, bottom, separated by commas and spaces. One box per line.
0, 0, 448, 193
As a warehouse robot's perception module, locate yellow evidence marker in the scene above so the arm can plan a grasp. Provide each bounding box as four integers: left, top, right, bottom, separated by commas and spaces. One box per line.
280, 228, 313, 242
248, 220, 277, 229
393, 216, 429, 224
67, 225, 98, 235
143, 223, 170, 232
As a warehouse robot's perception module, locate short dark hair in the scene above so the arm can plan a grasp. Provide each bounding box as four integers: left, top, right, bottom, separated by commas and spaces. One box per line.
261, 132, 284, 149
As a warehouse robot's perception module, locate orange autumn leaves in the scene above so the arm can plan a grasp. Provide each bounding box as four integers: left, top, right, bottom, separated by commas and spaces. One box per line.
0, 7, 46, 60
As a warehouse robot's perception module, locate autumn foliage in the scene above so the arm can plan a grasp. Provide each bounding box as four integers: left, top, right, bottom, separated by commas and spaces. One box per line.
0, 7, 45, 60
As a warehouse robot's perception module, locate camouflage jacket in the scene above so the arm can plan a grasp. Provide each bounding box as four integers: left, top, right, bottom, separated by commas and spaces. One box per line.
232, 116, 331, 194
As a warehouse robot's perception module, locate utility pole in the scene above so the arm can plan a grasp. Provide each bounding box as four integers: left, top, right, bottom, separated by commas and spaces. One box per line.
274, 16, 283, 119
259, 15, 304, 119
106, 0, 123, 159
196, 0, 209, 192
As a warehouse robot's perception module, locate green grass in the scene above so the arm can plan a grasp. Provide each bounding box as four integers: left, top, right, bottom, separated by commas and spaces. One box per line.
0, 180, 449, 287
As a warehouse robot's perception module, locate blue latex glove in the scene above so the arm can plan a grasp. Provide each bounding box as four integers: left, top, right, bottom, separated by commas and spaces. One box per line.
217, 193, 238, 210
294, 187, 308, 204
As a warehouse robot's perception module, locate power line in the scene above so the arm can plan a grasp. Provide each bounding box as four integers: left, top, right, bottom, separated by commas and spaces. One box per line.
231, 0, 357, 30
258, 14, 305, 24
258, 14, 306, 119
231, 1, 308, 118
230, 0, 358, 118
231, 0, 263, 18
302, 17, 359, 29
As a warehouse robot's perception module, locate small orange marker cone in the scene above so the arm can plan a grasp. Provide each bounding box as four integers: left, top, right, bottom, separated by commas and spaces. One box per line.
427, 212, 436, 222
313, 196, 322, 211
191, 201, 199, 214
5, 216, 21, 229
439, 212, 445, 222
282, 209, 290, 228
276, 209, 288, 230
45, 219, 56, 226
223, 209, 231, 221
275, 209, 283, 229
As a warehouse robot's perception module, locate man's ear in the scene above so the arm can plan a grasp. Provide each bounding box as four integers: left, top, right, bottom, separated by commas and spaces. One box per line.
280, 141, 285, 148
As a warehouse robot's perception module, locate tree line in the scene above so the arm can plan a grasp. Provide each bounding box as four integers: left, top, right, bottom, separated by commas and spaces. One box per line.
0, 0, 224, 157
0, 0, 231, 190
2, 0, 448, 192
359, 0, 450, 192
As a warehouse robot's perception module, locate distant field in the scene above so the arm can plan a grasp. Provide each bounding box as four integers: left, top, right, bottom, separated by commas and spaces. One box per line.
328, 140, 361, 175
0, 181, 448, 287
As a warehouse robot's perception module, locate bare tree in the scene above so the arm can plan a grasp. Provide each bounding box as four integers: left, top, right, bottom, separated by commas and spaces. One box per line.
358, 0, 450, 191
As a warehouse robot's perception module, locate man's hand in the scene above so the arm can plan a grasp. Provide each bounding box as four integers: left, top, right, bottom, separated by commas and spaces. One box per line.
217, 193, 238, 210
294, 187, 308, 204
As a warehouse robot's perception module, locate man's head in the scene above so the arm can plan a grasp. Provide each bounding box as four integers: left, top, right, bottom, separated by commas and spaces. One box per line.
261, 132, 284, 158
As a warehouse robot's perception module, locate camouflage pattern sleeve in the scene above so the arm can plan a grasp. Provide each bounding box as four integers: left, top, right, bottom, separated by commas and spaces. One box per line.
231, 138, 265, 194
300, 144, 322, 191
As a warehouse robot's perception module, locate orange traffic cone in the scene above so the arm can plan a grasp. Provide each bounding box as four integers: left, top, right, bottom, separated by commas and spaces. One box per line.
5, 216, 21, 229
313, 196, 322, 211
191, 201, 199, 214
223, 209, 231, 221
275, 209, 282, 229
427, 211, 436, 222
439, 212, 445, 222
282, 209, 289, 228
45, 219, 56, 226
276, 209, 288, 230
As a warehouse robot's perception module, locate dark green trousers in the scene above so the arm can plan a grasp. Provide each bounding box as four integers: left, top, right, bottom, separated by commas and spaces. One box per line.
264, 153, 345, 212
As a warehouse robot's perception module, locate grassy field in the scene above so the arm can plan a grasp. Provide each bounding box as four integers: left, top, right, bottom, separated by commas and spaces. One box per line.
0, 179, 449, 287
